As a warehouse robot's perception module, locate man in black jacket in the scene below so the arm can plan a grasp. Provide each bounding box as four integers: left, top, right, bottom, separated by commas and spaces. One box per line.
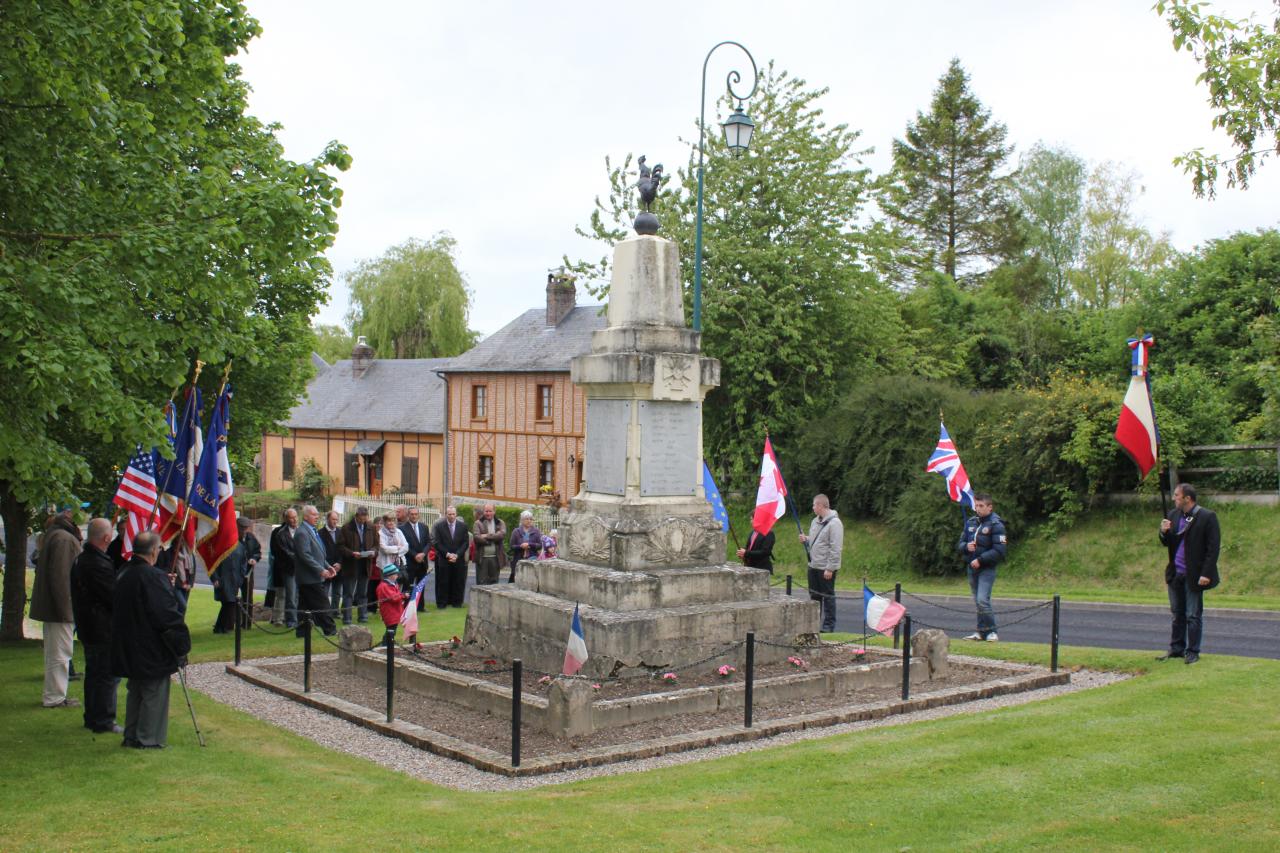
70, 518, 120, 734
269, 507, 298, 627
1158, 483, 1221, 665
431, 505, 470, 609
111, 531, 190, 749
400, 507, 431, 608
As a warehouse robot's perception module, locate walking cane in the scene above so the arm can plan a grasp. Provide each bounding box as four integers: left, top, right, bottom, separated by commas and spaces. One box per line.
177, 666, 206, 747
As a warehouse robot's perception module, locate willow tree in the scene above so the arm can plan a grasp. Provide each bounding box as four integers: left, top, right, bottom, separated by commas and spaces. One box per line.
0, 1, 348, 639
345, 235, 476, 359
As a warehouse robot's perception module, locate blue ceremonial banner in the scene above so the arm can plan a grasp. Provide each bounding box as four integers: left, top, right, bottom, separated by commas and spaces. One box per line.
702, 461, 730, 533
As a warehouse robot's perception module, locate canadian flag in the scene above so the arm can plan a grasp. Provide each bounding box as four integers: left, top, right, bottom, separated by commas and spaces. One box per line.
752, 438, 788, 536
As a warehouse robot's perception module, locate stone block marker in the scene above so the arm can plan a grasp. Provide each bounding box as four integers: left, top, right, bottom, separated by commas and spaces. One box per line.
911, 628, 950, 678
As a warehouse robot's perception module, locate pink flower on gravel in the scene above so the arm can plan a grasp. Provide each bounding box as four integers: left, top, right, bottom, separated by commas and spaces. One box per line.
787, 656, 809, 670
538, 675, 552, 685
717, 664, 737, 678
661, 672, 678, 682
591, 683, 602, 691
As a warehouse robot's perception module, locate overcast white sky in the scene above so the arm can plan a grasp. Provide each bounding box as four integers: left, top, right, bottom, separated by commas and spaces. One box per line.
236, 0, 1280, 338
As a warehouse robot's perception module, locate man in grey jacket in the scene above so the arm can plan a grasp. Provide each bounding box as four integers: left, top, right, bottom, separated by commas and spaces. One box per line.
294, 505, 339, 637
800, 494, 843, 632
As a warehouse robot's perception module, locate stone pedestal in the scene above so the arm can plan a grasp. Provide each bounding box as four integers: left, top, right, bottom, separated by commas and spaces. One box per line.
462, 233, 819, 678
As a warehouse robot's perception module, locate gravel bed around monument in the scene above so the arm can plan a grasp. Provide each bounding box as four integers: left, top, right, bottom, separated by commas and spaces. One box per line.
185, 656, 1128, 791
260, 651, 1013, 759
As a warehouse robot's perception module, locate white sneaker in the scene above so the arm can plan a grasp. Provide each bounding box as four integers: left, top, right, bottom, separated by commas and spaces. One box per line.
962, 632, 983, 641
986, 632, 999, 642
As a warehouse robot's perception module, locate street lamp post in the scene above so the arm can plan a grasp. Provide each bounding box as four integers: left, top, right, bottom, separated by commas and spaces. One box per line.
693, 41, 758, 333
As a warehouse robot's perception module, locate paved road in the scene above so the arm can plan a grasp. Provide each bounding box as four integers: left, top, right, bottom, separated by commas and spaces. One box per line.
825, 590, 1280, 660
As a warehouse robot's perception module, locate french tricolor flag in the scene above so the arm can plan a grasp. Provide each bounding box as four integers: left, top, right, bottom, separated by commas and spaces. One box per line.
563, 603, 589, 676
863, 585, 906, 636
1115, 334, 1159, 479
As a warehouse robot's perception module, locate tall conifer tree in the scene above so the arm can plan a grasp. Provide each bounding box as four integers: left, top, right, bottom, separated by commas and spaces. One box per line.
881, 59, 1013, 283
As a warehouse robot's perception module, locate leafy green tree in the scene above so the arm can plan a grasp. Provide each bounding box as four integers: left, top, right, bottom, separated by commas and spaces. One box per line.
345, 235, 476, 359
312, 324, 355, 365
1071, 163, 1173, 308
1155, 229, 1280, 427
880, 59, 1015, 283
571, 66, 906, 484
1012, 144, 1087, 308
0, 1, 348, 639
1157, 0, 1280, 196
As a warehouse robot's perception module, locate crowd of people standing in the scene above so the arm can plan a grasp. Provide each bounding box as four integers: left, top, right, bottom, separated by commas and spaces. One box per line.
260, 503, 560, 628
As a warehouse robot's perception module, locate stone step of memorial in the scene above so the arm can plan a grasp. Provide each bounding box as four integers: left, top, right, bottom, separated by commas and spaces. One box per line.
512, 557, 770, 610
464, 584, 819, 679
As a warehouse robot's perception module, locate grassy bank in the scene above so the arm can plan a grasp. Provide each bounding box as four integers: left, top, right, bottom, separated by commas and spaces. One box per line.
1, 593, 1276, 850
724, 502, 1280, 608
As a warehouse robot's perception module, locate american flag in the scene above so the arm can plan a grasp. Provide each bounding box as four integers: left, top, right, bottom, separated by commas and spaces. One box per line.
112, 446, 158, 559
925, 422, 975, 509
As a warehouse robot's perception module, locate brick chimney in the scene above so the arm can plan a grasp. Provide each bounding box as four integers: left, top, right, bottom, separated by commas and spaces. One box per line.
546, 271, 576, 326
351, 335, 374, 378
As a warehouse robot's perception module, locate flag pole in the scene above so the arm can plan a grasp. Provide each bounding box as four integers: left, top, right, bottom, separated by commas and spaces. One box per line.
175, 361, 224, 542
768, 427, 808, 560
1146, 336, 1170, 517
148, 364, 202, 528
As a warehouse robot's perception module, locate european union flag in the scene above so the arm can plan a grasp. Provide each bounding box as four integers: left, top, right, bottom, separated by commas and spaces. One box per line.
702, 461, 730, 533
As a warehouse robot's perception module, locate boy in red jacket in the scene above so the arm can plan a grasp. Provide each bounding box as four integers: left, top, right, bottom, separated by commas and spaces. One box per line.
376, 564, 408, 641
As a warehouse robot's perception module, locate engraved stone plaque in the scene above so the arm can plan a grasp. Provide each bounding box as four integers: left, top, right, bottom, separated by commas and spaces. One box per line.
584, 399, 630, 496
638, 401, 700, 496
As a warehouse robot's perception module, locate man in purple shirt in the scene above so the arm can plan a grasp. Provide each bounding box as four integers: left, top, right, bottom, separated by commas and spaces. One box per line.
1157, 483, 1221, 665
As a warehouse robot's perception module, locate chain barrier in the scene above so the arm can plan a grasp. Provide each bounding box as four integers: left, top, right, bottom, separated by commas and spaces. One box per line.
908, 601, 1052, 635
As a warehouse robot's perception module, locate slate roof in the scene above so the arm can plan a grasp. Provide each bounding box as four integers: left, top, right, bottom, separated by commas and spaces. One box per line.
285, 357, 449, 434
440, 305, 605, 373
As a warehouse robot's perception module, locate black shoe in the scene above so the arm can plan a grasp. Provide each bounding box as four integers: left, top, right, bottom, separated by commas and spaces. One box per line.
137, 743, 165, 750
94, 724, 125, 734
1184, 652, 1200, 665
1156, 652, 1184, 661
121, 738, 141, 748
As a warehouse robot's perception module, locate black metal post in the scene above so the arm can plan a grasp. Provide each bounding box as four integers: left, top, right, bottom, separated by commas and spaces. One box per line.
511, 659, 523, 768
385, 629, 395, 723
785, 574, 792, 596
234, 591, 242, 667
901, 614, 912, 701
303, 614, 313, 693
744, 632, 755, 728
1051, 594, 1061, 673
892, 582, 902, 649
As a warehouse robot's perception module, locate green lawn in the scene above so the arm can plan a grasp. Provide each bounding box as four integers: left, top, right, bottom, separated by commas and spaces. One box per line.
1, 594, 1276, 851
728, 502, 1280, 609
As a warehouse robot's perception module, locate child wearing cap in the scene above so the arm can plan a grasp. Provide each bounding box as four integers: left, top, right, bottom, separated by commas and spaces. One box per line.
376, 564, 409, 639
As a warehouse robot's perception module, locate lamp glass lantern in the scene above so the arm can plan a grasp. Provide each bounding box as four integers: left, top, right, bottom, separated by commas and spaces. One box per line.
721, 105, 755, 154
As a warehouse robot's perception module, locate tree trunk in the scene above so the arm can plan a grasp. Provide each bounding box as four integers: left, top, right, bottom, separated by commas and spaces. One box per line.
0, 482, 30, 641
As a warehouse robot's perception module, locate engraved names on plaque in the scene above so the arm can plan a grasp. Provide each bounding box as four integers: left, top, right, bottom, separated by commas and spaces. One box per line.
638, 401, 700, 496
584, 399, 630, 496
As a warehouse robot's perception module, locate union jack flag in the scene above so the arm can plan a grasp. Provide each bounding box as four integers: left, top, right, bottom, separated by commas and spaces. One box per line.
925, 422, 975, 509
112, 446, 158, 559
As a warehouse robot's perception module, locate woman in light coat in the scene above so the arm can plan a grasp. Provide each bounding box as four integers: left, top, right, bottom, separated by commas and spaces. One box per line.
376, 513, 409, 586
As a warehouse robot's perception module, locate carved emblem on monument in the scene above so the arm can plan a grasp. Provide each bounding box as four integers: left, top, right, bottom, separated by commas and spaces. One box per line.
662, 360, 691, 391
641, 517, 716, 564
568, 515, 613, 563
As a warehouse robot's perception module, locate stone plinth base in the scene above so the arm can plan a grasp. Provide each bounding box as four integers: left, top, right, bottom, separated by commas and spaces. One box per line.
462, 559, 820, 679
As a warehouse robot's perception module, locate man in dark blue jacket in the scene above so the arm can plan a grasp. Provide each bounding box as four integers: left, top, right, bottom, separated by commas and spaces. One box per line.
1157, 483, 1221, 665
956, 493, 1007, 642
